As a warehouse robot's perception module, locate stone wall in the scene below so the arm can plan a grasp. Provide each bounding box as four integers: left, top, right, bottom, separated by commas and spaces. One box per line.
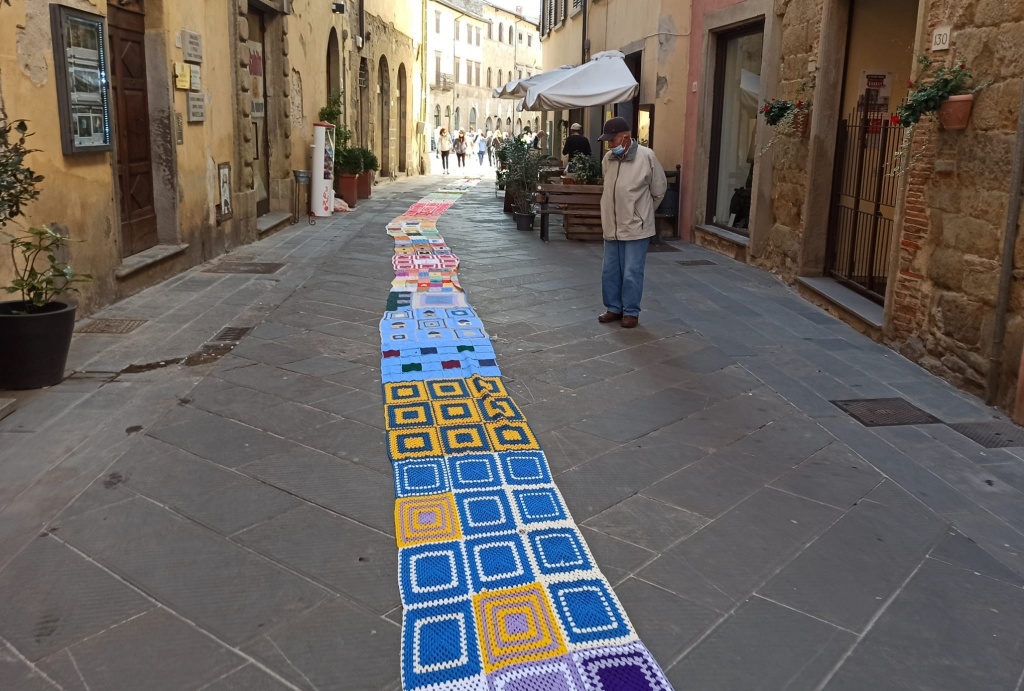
889, 0, 1024, 407
749, 0, 820, 277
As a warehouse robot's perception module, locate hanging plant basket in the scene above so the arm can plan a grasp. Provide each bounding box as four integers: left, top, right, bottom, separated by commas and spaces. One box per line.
938, 94, 974, 131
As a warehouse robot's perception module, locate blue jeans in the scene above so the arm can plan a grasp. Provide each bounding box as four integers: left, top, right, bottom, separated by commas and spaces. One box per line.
602, 238, 649, 316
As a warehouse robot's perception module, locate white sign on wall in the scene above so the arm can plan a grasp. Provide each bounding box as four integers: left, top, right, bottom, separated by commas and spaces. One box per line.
931, 24, 952, 52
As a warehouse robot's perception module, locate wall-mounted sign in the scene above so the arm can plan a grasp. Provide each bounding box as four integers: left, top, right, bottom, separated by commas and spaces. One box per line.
187, 92, 205, 122
189, 64, 202, 91
931, 24, 952, 52
175, 112, 184, 144
49, 5, 113, 155
248, 41, 265, 118
182, 30, 203, 63
174, 62, 190, 89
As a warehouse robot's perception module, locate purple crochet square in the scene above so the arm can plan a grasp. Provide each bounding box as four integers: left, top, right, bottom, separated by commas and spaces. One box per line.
487, 656, 586, 691
573, 642, 672, 691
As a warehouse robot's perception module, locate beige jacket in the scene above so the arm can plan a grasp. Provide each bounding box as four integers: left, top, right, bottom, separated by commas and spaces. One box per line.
600, 143, 668, 241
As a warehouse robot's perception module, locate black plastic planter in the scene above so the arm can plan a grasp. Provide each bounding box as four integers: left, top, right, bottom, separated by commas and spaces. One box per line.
0, 301, 76, 390
513, 212, 535, 231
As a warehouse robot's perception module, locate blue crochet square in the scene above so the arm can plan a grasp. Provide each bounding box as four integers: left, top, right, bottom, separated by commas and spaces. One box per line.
512, 488, 568, 524
399, 542, 470, 607
454, 489, 517, 537
547, 579, 632, 646
447, 453, 502, 492
401, 600, 482, 688
498, 451, 551, 486
464, 533, 535, 593
527, 528, 594, 576
393, 457, 449, 498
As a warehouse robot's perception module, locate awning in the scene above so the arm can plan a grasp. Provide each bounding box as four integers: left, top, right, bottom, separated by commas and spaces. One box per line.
492, 65, 575, 100
521, 51, 638, 111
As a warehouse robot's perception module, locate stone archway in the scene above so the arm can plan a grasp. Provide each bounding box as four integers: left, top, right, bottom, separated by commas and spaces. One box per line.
398, 63, 407, 173
378, 55, 391, 176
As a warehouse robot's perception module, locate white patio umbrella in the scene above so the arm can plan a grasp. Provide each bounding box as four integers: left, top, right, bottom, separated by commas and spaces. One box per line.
522, 51, 638, 111
492, 65, 575, 100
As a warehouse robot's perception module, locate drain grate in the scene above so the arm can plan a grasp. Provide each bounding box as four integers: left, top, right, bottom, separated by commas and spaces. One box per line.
78, 318, 147, 334
648, 243, 682, 253
676, 259, 717, 267
831, 397, 941, 427
211, 326, 253, 343
203, 262, 285, 274
947, 421, 1024, 448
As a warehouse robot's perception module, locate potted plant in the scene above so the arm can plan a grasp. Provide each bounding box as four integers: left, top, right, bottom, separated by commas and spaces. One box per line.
506, 148, 543, 231
496, 137, 528, 212
1, 120, 91, 390
761, 98, 811, 136
569, 152, 602, 186
897, 56, 977, 131
334, 146, 363, 207
357, 148, 379, 199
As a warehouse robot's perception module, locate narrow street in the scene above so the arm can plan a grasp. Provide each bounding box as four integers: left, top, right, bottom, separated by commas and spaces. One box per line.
2, 167, 1024, 690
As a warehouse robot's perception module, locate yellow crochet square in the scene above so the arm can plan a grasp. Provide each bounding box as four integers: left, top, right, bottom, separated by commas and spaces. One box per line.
428, 379, 472, 399
388, 427, 443, 460
395, 493, 461, 547
468, 375, 508, 399
474, 582, 567, 673
486, 421, 539, 451
384, 381, 429, 404
432, 399, 482, 425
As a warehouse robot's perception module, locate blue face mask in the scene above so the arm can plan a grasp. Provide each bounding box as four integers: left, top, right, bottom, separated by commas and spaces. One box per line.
611, 136, 631, 156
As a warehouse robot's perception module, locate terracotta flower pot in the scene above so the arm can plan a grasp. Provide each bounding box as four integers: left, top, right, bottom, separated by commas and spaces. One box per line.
793, 109, 811, 137
357, 170, 374, 199
938, 94, 973, 131
337, 174, 359, 208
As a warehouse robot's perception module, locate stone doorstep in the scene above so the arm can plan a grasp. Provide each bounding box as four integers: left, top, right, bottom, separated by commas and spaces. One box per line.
257, 211, 294, 236
0, 398, 15, 421
114, 244, 190, 280
797, 276, 885, 331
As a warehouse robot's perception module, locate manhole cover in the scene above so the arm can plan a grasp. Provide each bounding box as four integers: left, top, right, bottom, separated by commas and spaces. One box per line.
78, 318, 147, 334
648, 243, 682, 253
831, 398, 941, 427
947, 421, 1024, 448
203, 262, 285, 274
211, 326, 253, 343
676, 259, 717, 266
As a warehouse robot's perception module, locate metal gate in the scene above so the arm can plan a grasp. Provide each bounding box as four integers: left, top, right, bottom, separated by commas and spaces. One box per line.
825, 101, 905, 304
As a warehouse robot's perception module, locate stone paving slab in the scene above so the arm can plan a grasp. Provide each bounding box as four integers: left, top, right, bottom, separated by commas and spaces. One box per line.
1, 173, 1024, 688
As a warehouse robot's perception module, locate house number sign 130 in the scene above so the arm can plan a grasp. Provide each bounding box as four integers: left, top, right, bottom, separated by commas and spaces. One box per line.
931, 24, 952, 52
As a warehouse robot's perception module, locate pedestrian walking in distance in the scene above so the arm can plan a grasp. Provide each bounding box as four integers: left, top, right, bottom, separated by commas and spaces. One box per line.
562, 122, 592, 170
596, 116, 667, 329
438, 127, 453, 174
476, 129, 488, 166
485, 130, 495, 166
453, 130, 468, 169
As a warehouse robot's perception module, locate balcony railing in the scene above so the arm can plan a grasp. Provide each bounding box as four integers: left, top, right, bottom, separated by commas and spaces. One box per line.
433, 73, 454, 91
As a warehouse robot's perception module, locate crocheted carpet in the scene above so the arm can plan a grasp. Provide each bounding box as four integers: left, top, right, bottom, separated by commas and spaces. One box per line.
381, 179, 673, 691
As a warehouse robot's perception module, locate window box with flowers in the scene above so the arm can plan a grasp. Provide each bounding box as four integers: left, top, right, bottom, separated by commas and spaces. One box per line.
761, 98, 812, 136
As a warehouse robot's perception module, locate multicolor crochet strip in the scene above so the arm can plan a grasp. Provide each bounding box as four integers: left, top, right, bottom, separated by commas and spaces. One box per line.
381, 180, 674, 691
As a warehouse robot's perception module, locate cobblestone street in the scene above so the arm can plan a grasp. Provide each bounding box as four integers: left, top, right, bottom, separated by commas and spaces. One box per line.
2, 170, 1024, 690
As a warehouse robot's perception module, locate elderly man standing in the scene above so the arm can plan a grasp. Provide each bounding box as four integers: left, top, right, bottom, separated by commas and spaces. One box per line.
596, 117, 667, 329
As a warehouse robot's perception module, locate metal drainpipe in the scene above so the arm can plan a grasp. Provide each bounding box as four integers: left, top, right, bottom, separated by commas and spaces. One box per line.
986, 78, 1024, 406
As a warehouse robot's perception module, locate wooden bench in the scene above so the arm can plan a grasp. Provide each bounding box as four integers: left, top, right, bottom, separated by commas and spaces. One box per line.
534, 184, 603, 242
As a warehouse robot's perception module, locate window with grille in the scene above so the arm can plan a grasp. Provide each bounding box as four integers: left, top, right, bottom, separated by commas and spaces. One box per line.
518, 31, 523, 43
475, 63, 481, 86
454, 58, 460, 83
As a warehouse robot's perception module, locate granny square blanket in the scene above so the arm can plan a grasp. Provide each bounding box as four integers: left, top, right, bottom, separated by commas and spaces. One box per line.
381, 179, 674, 691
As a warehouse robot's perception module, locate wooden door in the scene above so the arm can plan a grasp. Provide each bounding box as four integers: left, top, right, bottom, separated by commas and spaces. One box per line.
108, 5, 157, 258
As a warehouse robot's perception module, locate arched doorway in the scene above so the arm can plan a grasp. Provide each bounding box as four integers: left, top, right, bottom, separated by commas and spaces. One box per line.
434, 106, 441, 129
378, 55, 391, 175
358, 58, 370, 146
485, 116, 492, 132
398, 63, 408, 173
469, 108, 477, 131
326, 28, 340, 105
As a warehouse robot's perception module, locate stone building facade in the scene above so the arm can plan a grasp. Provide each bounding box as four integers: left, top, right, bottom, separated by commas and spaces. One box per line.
686, 0, 1024, 413
427, 0, 541, 143
538, 0, 691, 172
0, 0, 427, 315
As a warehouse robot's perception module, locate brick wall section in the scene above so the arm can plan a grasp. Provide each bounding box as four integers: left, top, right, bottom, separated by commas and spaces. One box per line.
889, 1, 1024, 407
